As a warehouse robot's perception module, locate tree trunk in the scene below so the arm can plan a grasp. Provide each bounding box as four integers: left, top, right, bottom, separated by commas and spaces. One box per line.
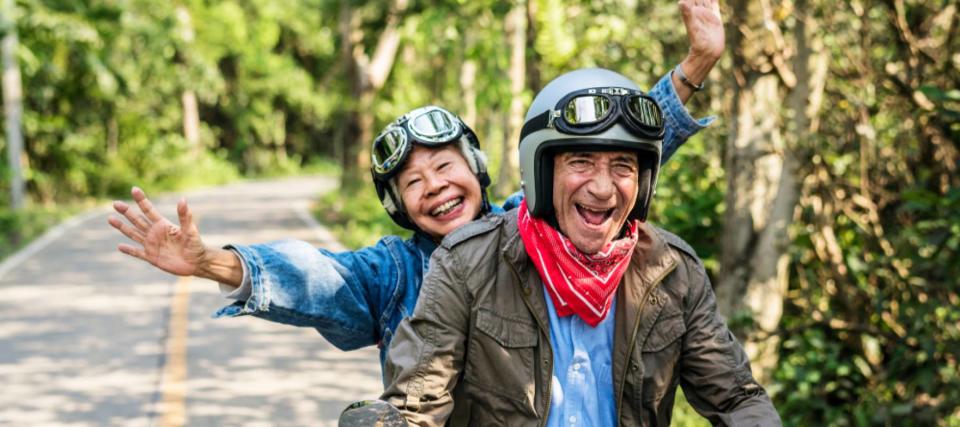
2, 0, 25, 211
176, 5, 200, 156
181, 90, 199, 151
460, 31, 478, 129
339, 0, 407, 190
717, 0, 812, 384
496, 1, 526, 198
525, 0, 541, 93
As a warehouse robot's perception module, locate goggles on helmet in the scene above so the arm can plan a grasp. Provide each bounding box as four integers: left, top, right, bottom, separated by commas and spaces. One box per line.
519, 87, 665, 142
371, 106, 474, 179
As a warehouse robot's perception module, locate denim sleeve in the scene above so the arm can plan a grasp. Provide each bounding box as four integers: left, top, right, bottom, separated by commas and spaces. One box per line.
211, 238, 400, 351
648, 71, 716, 163
500, 191, 525, 212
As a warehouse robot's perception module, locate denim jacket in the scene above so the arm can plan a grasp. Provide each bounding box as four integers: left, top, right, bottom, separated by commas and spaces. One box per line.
213, 71, 715, 372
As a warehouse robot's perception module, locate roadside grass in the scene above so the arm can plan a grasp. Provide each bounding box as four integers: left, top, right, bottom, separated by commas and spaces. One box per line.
315, 184, 410, 250
0, 203, 89, 261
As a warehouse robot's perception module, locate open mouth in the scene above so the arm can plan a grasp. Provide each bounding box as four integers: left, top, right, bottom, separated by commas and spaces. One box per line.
576, 203, 613, 226
430, 197, 464, 217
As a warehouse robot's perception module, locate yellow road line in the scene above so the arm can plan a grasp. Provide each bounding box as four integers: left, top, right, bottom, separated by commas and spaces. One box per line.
158, 276, 191, 427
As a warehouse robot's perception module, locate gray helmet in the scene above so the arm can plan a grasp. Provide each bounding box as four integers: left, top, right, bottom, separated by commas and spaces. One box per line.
518, 68, 663, 221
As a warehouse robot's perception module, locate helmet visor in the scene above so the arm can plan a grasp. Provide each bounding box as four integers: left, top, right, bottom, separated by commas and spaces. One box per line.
371, 125, 409, 176
563, 95, 612, 125
408, 109, 461, 143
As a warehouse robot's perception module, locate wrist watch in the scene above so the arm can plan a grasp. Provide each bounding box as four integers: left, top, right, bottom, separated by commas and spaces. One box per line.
674, 64, 705, 92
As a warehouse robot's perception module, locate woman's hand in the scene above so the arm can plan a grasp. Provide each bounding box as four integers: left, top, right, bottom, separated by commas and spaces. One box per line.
108, 187, 208, 277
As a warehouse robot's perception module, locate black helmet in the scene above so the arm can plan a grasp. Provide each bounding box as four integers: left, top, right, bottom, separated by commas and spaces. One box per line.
371, 106, 491, 230
518, 68, 665, 221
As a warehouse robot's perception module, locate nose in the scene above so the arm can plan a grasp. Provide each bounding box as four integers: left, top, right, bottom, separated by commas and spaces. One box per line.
422, 171, 447, 197
585, 167, 615, 201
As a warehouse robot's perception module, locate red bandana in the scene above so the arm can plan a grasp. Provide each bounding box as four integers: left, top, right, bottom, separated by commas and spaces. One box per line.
517, 200, 639, 327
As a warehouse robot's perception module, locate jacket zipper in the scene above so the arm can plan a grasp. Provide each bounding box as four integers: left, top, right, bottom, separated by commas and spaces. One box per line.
616, 261, 677, 427
505, 255, 553, 427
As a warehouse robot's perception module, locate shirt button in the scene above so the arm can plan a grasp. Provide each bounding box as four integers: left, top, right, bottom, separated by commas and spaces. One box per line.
569, 416, 577, 423
572, 363, 581, 371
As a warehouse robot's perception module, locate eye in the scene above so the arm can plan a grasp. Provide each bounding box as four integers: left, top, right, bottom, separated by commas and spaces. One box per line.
437, 162, 451, 171
569, 158, 591, 169
612, 162, 638, 176
404, 177, 422, 189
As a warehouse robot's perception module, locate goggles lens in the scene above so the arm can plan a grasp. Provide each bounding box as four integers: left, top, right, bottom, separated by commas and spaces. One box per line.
625, 95, 663, 129
563, 96, 612, 125
409, 109, 460, 142
372, 126, 408, 174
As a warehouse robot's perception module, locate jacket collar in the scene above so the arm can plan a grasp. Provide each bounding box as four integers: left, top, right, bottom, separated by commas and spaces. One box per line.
501, 212, 679, 332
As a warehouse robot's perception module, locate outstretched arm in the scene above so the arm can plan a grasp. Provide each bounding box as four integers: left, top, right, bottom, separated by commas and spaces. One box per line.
108, 187, 243, 286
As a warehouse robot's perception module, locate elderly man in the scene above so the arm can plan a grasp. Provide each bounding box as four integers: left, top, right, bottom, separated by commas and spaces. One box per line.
378, 68, 781, 426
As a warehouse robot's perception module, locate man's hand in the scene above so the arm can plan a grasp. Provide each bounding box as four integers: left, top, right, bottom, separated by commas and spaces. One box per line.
680, 0, 724, 62
108, 187, 208, 277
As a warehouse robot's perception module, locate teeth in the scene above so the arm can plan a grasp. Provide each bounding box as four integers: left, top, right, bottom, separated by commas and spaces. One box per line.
431, 198, 463, 216
579, 204, 611, 214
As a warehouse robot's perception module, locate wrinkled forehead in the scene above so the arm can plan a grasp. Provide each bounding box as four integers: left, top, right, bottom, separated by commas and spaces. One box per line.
554, 149, 639, 164
396, 144, 468, 176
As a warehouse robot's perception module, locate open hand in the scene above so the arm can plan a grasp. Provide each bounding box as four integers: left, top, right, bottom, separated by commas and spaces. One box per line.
679, 0, 725, 61
108, 187, 207, 277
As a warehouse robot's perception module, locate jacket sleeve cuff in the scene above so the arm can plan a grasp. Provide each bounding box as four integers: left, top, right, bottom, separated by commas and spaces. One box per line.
217, 248, 252, 301
211, 243, 268, 318
649, 72, 716, 161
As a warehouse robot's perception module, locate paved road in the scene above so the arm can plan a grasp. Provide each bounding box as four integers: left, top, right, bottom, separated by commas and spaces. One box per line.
0, 177, 383, 426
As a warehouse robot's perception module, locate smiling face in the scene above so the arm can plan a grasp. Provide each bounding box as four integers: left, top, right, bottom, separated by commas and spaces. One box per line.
397, 144, 483, 241
552, 150, 640, 254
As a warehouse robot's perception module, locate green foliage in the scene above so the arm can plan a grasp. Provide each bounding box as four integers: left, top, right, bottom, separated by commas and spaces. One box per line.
651, 133, 725, 275
671, 389, 711, 427
315, 185, 410, 250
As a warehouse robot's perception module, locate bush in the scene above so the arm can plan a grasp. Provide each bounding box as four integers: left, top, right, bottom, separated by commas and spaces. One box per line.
315, 184, 410, 250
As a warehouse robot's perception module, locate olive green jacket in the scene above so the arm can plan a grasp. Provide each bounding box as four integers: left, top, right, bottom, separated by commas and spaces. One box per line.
382, 213, 781, 426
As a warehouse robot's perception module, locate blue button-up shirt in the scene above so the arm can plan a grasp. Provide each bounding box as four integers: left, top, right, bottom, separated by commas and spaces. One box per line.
214, 71, 713, 378
544, 291, 617, 427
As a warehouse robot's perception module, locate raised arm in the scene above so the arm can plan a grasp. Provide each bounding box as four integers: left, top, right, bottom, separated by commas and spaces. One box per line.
672, 0, 724, 103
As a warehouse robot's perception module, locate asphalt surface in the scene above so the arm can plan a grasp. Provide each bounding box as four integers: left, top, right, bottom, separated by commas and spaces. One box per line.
0, 177, 383, 426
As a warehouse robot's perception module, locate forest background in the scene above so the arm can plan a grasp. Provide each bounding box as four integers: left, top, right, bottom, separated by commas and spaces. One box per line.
1, 0, 958, 425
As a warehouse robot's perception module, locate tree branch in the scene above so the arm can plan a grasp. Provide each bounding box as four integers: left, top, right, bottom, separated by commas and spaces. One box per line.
366, 0, 408, 90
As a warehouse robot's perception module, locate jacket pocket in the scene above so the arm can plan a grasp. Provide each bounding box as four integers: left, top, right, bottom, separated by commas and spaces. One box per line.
642, 311, 685, 352
464, 306, 539, 417
476, 307, 539, 348
641, 311, 685, 404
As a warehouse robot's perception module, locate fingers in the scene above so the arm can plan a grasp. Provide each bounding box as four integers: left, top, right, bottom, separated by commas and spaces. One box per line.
113, 200, 152, 231
108, 216, 146, 244
131, 186, 164, 223
708, 0, 721, 17
679, 0, 692, 17
177, 198, 196, 233
117, 243, 149, 262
